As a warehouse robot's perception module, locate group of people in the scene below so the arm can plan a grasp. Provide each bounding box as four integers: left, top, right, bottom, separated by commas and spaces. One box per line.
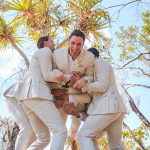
4, 29, 127, 150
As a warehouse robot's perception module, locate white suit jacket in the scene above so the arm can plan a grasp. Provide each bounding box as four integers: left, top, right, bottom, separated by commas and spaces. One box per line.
19, 47, 56, 101
82, 59, 127, 114
51, 48, 95, 105
4, 75, 27, 101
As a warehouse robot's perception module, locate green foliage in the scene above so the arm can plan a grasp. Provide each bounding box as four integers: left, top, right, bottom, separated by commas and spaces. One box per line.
123, 124, 150, 149
116, 11, 150, 62
116, 26, 139, 61
0, 16, 22, 51
140, 10, 150, 50
67, 0, 110, 46
0, 0, 111, 49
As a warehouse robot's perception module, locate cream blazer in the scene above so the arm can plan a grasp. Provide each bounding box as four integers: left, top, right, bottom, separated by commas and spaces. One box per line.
4, 75, 27, 101
51, 48, 95, 105
19, 47, 56, 101
82, 59, 127, 114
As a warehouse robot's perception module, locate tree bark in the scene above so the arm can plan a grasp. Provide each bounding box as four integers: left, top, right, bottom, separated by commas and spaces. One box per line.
56, 37, 69, 49
120, 85, 150, 128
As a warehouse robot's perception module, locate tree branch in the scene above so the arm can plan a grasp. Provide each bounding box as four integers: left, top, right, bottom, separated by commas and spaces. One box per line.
0, 120, 4, 126
120, 85, 150, 128
120, 52, 150, 69
104, 0, 142, 10
44, 21, 68, 30
55, 37, 69, 49
116, 67, 150, 77
124, 83, 150, 89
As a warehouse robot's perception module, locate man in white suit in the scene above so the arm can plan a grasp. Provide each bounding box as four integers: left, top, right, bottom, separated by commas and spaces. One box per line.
50, 30, 95, 143
4, 79, 36, 150
19, 36, 67, 150
76, 48, 127, 150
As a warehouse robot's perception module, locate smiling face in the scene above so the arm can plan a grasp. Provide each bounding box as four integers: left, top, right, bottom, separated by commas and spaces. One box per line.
68, 35, 84, 59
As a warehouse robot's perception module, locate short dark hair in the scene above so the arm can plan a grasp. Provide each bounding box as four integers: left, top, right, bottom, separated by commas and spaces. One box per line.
37, 36, 49, 49
88, 48, 99, 58
69, 30, 85, 42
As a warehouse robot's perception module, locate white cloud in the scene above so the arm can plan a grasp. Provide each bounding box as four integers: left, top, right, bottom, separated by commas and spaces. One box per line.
0, 48, 21, 79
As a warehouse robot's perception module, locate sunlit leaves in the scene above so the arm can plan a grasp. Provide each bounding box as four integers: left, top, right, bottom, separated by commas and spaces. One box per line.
0, 16, 22, 51
67, 0, 110, 46
8, 0, 32, 11
123, 124, 150, 149
117, 11, 150, 62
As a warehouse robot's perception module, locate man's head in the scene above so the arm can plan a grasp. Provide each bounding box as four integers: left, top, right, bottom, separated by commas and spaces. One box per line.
68, 30, 85, 59
69, 30, 85, 42
37, 36, 55, 50
87, 47, 99, 58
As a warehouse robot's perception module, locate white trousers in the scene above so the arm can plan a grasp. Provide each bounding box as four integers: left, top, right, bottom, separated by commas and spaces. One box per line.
21, 99, 67, 150
5, 98, 35, 150
78, 113, 125, 150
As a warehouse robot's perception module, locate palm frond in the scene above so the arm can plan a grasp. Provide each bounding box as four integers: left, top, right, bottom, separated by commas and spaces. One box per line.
8, 0, 32, 11
0, 16, 22, 51
67, 0, 110, 41
68, 0, 102, 16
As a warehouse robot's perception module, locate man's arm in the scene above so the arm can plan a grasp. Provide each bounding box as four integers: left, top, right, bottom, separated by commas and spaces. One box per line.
37, 48, 56, 82
82, 61, 111, 93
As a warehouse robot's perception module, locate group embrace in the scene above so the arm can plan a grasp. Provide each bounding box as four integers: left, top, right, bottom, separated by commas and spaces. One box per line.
4, 30, 127, 150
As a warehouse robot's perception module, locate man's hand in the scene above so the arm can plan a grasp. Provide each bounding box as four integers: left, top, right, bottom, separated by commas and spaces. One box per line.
70, 71, 84, 86
73, 78, 87, 89
53, 69, 65, 82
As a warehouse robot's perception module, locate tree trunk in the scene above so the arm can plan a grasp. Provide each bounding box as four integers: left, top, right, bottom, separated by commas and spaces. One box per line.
42, 21, 49, 36
56, 37, 69, 49
120, 85, 150, 128
8, 38, 29, 69
2, 122, 19, 150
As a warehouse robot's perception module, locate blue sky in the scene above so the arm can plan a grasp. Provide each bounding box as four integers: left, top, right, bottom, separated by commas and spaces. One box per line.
102, 0, 150, 128
0, 0, 149, 147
